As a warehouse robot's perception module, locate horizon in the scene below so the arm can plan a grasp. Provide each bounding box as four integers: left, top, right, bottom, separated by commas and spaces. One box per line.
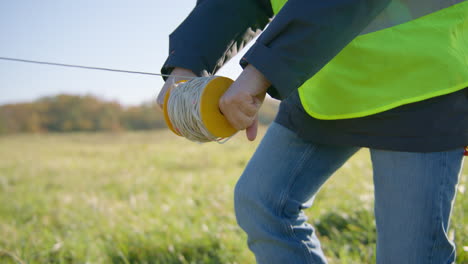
0, 91, 279, 107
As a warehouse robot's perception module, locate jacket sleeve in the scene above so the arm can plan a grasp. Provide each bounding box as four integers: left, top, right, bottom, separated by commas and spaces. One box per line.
160, 0, 273, 79
240, 0, 391, 100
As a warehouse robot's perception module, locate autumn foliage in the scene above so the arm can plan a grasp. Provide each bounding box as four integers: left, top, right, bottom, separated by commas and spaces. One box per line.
0, 94, 278, 134
0, 94, 166, 133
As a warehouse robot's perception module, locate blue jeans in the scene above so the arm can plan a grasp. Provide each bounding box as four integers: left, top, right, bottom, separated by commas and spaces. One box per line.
234, 122, 464, 264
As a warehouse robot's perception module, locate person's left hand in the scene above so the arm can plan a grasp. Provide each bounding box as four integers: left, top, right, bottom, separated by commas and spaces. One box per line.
219, 64, 271, 141
156, 67, 197, 111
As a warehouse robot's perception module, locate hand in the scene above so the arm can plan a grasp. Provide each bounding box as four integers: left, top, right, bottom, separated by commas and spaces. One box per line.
219, 64, 271, 141
157, 67, 197, 111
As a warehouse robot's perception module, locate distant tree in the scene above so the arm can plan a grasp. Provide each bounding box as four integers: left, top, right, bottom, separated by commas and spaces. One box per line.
0, 103, 44, 133
0, 94, 278, 134
121, 103, 166, 130
36, 95, 124, 132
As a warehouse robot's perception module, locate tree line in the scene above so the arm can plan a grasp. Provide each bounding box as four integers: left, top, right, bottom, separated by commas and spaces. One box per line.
0, 94, 278, 134
0, 94, 166, 133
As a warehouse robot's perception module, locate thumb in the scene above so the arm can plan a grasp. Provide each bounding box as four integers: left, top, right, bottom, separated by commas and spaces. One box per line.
156, 99, 164, 112
246, 116, 259, 141
156, 86, 169, 112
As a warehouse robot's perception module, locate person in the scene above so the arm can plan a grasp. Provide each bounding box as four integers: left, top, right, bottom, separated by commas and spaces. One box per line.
157, 0, 468, 263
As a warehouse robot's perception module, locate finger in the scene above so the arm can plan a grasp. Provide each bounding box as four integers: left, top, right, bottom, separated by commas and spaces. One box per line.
156, 87, 167, 111
219, 98, 251, 130
238, 99, 258, 117
220, 91, 253, 113
156, 97, 164, 111
157, 80, 177, 111
222, 105, 256, 130
246, 116, 258, 141
229, 113, 256, 131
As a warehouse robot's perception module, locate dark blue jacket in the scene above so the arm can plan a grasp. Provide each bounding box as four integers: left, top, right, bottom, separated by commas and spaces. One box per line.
161, 0, 468, 152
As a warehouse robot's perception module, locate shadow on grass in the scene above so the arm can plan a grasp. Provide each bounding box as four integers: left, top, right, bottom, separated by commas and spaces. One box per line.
314, 209, 377, 261
315, 209, 376, 244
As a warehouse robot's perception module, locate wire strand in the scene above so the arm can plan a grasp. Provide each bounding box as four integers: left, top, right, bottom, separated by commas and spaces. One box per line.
0, 56, 197, 79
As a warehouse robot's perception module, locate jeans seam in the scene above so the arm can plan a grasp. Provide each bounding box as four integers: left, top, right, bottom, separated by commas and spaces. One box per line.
276, 144, 317, 264
428, 152, 448, 264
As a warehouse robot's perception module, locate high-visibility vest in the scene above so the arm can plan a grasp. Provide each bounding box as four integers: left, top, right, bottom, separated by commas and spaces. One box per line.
270, 0, 468, 120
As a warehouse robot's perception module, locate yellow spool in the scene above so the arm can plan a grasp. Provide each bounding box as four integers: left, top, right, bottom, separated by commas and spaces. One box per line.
163, 76, 237, 139
163, 82, 182, 136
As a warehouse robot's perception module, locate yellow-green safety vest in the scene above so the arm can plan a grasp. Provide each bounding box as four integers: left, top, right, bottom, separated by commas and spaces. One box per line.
271, 0, 468, 120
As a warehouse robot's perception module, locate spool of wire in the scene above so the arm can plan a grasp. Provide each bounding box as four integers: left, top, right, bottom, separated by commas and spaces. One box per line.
163, 76, 237, 142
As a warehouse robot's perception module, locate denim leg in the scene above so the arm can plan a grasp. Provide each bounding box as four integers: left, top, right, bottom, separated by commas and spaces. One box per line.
234, 123, 359, 264
370, 148, 464, 264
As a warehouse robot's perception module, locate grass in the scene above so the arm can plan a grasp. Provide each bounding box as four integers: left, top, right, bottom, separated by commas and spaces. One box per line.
0, 129, 466, 263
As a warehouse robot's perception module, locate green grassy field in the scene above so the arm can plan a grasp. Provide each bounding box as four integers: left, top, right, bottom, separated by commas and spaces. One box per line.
0, 129, 466, 264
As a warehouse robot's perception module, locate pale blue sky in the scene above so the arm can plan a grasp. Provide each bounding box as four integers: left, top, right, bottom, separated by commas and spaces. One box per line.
0, 0, 247, 105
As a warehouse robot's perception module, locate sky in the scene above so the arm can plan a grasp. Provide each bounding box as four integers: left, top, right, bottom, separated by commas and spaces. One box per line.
0, 1, 249, 106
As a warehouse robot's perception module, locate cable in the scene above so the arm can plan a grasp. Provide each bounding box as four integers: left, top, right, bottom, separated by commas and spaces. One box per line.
0, 56, 196, 79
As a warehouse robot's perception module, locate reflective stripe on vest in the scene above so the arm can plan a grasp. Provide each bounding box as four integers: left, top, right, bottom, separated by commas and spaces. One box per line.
271, 0, 468, 120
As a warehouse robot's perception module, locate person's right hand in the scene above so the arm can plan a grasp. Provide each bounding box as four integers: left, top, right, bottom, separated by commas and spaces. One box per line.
219, 64, 270, 141
157, 67, 197, 111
